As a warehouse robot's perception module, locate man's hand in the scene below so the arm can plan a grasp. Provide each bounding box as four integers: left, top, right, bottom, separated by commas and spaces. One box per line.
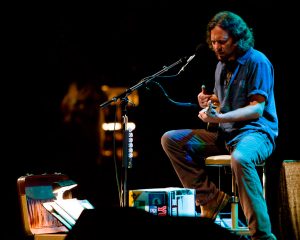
198, 100, 220, 123
197, 85, 213, 108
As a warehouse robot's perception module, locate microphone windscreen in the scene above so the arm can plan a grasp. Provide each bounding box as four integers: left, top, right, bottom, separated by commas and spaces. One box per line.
195, 43, 209, 55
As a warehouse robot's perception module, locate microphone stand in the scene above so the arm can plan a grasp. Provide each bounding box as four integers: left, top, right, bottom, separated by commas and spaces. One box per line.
99, 57, 185, 207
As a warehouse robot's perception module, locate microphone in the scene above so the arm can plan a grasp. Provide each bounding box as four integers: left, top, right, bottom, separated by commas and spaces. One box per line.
178, 54, 196, 74
178, 43, 206, 74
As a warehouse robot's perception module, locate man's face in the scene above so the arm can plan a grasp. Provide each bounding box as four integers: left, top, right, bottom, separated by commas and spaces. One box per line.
210, 26, 237, 62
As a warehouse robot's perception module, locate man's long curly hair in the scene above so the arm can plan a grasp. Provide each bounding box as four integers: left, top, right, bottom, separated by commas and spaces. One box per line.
206, 11, 254, 52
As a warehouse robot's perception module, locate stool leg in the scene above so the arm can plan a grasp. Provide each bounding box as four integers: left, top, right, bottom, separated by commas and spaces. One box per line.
231, 174, 239, 229
218, 167, 221, 189
262, 166, 266, 199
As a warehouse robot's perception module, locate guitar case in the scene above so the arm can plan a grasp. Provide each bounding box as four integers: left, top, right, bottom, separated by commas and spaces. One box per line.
17, 173, 72, 240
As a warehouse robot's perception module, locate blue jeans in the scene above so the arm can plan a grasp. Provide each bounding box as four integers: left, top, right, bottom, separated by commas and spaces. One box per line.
161, 129, 276, 239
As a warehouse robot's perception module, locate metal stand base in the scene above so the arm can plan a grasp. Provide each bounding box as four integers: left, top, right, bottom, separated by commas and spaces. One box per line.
216, 213, 251, 237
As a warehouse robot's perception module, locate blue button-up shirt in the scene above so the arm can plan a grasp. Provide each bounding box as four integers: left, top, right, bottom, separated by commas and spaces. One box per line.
214, 47, 278, 147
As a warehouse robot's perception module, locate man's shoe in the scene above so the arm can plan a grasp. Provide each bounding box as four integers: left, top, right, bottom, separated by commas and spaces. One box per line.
200, 190, 230, 221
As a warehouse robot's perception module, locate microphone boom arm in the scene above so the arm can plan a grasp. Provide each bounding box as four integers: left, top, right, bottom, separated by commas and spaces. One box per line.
99, 57, 186, 109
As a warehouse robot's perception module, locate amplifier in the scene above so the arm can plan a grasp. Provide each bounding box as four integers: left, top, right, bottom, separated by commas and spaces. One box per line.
129, 187, 196, 217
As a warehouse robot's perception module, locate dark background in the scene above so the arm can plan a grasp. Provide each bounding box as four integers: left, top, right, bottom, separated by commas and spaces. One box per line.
4, 1, 298, 239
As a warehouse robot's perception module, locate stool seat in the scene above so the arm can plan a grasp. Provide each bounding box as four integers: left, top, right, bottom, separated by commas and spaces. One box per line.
205, 154, 265, 167
205, 155, 231, 166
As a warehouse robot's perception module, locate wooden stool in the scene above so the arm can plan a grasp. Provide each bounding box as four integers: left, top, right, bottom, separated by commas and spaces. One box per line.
205, 155, 265, 235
